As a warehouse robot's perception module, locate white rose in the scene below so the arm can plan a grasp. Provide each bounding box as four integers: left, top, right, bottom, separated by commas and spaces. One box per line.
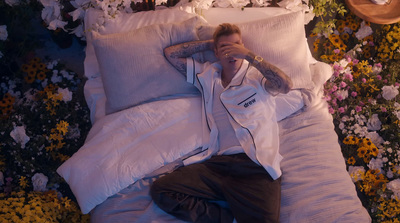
57, 88, 73, 102
393, 111, 400, 121
366, 132, 384, 148
382, 85, 399, 100
387, 179, 400, 199
348, 166, 365, 182
32, 173, 48, 192
367, 114, 382, 131
192, 0, 214, 9
355, 21, 373, 40
336, 89, 349, 100
10, 126, 30, 148
5, 0, 20, 6
368, 158, 383, 172
0, 25, 8, 41
277, 0, 302, 9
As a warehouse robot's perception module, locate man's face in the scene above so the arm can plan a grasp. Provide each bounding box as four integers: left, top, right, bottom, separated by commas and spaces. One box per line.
215, 33, 244, 75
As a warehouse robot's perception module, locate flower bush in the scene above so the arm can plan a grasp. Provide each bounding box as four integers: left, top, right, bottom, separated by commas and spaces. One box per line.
314, 12, 400, 222
35, 0, 345, 39
0, 56, 91, 221
0, 2, 91, 219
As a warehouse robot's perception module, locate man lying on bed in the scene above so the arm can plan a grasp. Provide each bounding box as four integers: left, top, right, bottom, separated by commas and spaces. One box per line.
150, 23, 292, 223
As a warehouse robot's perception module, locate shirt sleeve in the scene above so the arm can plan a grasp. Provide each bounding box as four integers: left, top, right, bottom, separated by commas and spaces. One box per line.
186, 57, 208, 85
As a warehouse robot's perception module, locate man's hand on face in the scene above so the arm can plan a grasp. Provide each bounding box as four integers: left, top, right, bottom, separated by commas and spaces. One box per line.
217, 41, 250, 60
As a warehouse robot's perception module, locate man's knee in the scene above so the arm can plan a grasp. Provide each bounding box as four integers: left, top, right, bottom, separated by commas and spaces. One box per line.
150, 179, 164, 206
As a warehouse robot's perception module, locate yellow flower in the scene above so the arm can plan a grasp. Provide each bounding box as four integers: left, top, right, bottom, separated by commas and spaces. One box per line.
357, 146, 368, 158
19, 176, 28, 189
347, 157, 356, 165
343, 136, 360, 145
37, 71, 46, 81
56, 141, 65, 149
56, 120, 69, 136
49, 133, 63, 142
45, 143, 57, 152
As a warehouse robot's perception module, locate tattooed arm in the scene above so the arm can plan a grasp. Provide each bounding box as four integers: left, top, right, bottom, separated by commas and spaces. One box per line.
164, 40, 214, 75
218, 41, 292, 94
246, 51, 293, 94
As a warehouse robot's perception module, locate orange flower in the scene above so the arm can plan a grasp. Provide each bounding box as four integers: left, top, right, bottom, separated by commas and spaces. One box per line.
347, 157, 356, 165
37, 71, 46, 80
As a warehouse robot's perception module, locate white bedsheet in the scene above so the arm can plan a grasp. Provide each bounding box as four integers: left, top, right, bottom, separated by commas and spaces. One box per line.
90, 94, 371, 223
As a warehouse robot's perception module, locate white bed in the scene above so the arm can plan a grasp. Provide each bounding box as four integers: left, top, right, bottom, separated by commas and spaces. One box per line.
57, 4, 372, 222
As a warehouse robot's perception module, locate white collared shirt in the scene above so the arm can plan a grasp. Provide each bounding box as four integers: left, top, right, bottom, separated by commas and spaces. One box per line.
183, 58, 283, 180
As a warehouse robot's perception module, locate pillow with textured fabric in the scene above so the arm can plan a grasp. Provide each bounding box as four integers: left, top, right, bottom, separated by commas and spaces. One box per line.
197, 11, 314, 90
92, 17, 201, 114
84, 7, 198, 79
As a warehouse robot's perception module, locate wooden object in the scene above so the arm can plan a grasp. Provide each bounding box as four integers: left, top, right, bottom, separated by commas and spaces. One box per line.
345, 0, 400, 24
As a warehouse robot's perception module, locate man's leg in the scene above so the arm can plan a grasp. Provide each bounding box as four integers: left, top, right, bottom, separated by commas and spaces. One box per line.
150, 157, 234, 223
221, 154, 281, 223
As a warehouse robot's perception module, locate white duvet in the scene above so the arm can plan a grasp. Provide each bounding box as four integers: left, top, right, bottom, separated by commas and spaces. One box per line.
57, 97, 205, 214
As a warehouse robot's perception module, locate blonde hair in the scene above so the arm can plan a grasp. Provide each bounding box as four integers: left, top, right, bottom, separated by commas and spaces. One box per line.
213, 23, 241, 48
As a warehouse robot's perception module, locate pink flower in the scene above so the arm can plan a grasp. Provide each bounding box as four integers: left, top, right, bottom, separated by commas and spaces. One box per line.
381, 107, 387, 112
333, 71, 340, 77
362, 78, 367, 83
334, 49, 341, 54
353, 59, 359, 64
356, 106, 362, 112
383, 79, 388, 83
340, 81, 347, 88
351, 91, 357, 97
338, 107, 345, 113
324, 95, 332, 101
329, 107, 335, 114
333, 64, 341, 71
377, 75, 382, 80
396, 82, 400, 87
345, 73, 353, 81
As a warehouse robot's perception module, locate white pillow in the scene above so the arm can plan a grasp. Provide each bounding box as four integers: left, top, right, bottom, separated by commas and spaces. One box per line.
84, 7, 199, 79
92, 17, 202, 114
197, 11, 314, 90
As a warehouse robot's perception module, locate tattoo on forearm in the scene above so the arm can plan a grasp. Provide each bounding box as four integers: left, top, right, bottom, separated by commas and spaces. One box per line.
169, 41, 212, 58
246, 53, 292, 93
165, 40, 213, 75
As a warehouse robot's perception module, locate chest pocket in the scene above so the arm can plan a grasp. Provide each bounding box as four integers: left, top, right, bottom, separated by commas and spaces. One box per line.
238, 92, 258, 108
221, 87, 267, 126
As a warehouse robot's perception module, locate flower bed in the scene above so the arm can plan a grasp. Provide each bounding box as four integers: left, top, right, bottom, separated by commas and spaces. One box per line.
313, 12, 400, 222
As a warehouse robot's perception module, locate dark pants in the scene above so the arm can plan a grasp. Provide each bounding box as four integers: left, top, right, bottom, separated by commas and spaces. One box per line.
150, 153, 281, 223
